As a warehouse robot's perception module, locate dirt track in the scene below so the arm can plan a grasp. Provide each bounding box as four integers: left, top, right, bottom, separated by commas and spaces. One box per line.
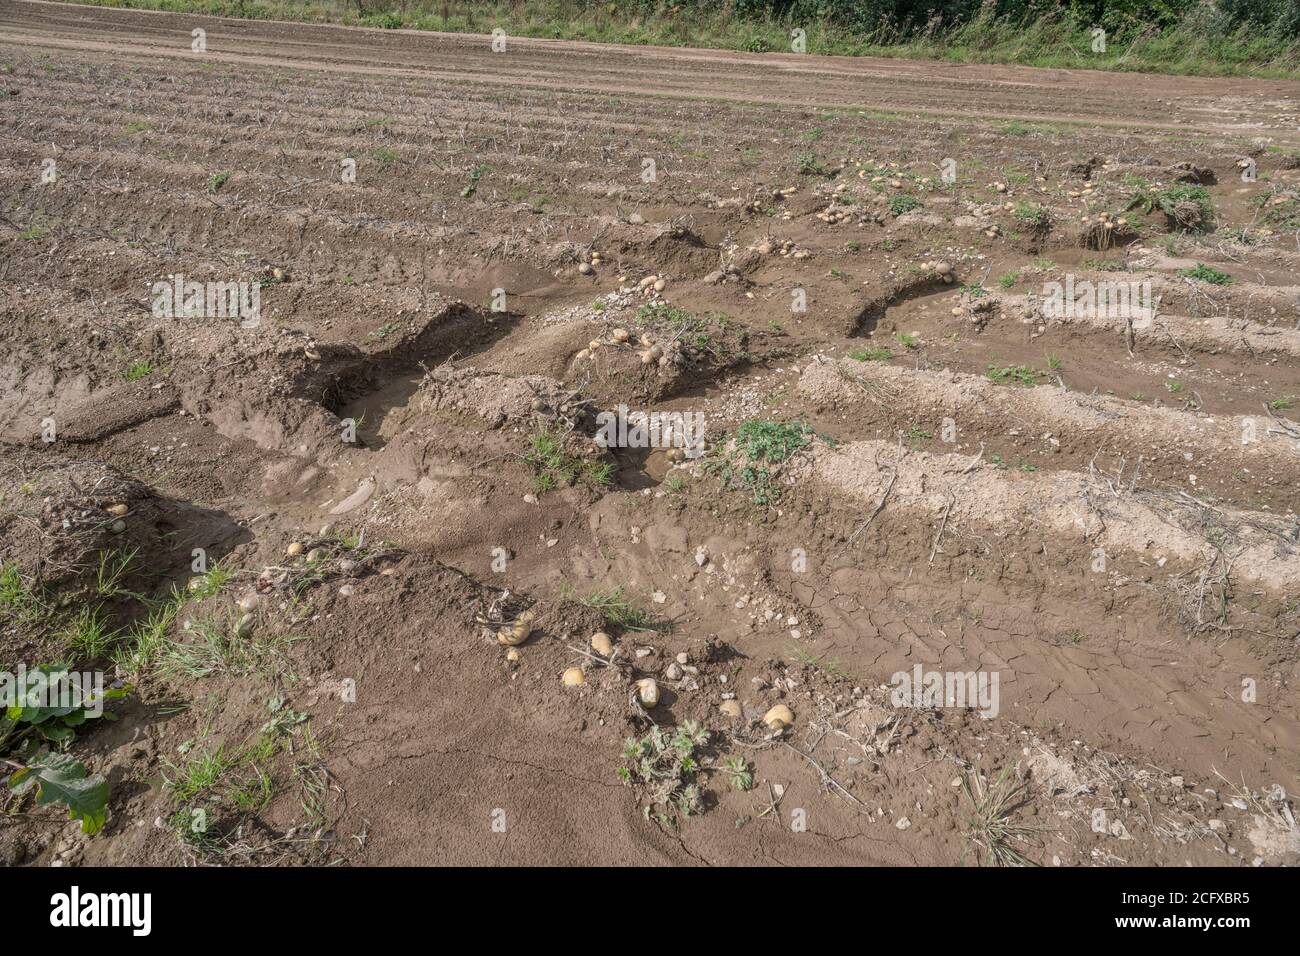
1, 0, 1298, 867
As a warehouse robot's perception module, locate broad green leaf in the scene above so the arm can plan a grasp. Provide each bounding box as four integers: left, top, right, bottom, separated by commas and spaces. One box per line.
8, 750, 109, 835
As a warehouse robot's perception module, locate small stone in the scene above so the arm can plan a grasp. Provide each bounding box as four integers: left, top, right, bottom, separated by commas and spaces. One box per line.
338, 584, 355, 597
665, 662, 683, 681
719, 700, 742, 718
895, 817, 912, 830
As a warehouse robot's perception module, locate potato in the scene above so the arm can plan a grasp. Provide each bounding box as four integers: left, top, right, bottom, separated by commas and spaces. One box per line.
763, 704, 795, 730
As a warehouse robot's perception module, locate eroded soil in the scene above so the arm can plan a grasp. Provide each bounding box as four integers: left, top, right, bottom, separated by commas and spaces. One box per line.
1, 0, 1298, 867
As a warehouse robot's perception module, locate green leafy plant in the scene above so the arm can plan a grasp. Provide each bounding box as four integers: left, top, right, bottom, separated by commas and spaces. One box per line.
1127, 183, 1214, 230
2, 666, 129, 835
734, 419, 812, 467
1, 665, 128, 750
1013, 202, 1050, 229
706, 419, 813, 505
525, 429, 613, 494
124, 360, 154, 381
889, 193, 922, 216
619, 720, 710, 827
1179, 262, 1233, 285
8, 750, 110, 835
460, 164, 485, 196
1256, 192, 1300, 231
986, 365, 1038, 387
720, 756, 754, 791
796, 151, 834, 177
207, 171, 231, 194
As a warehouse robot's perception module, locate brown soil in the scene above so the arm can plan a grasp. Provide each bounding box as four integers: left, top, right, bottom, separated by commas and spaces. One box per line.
1, 0, 1298, 868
